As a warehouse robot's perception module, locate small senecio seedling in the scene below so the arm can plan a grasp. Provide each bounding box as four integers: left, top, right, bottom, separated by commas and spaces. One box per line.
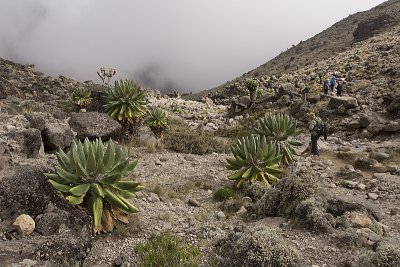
45, 138, 143, 234
144, 107, 168, 138
72, 86, 92, 109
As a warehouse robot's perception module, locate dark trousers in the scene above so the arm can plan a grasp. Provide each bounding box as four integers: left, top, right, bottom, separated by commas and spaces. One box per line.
337, 88, 343, 96
311, 134, 319, 156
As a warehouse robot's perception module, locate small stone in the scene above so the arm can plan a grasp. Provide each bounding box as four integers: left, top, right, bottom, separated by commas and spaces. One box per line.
13, 214, 35, 236
188, 198, 201, 207
236, 206, 247, 215
149, 192, 160, 202
367, 193, 379, 200
216, 211, 226, 220
5, 125, 16, 131
356, 183, 366, 190
155, 160, 163, 166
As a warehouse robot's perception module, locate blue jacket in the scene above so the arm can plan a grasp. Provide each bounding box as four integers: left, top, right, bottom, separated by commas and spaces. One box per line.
330, 76, 336, 86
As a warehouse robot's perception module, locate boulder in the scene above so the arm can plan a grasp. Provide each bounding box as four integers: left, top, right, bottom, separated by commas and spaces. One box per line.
348, 119, 361, 129
42, 122, 74, 150
353, 14, 395, 42
327, 96, 358, 109
0, 165, 92, 266
22, 128, 42, 158
386, 95, 400, 114
25, 113, 46, 131
359, 114, 371, 128
68, 112, 121, 141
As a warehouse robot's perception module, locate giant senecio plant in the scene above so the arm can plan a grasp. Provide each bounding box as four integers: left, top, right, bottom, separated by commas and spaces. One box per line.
45, 138, 143, 234
254, 113, 303, 165
104, 79, 147, 134
226, 134, 282, 188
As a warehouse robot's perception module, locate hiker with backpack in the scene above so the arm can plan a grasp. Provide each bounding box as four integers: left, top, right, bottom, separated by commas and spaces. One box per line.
330, 74, 337, 94
323, 79, 330, 95
308, 112, 328, 156
336, 78, 344, 96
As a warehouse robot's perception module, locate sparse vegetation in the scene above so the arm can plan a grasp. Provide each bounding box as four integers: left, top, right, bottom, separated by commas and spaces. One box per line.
218, 226, 302, 267
163, 123, 230, 155
357, 244, 400, 267
45, 138, 143, 234
134, 233, 200, 267
213, 187, 235, 202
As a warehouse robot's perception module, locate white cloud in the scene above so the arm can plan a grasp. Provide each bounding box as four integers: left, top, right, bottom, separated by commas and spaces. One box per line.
0, 0, 387, 91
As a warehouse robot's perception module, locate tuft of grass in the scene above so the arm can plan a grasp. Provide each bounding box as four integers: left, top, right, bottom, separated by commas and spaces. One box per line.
386, 147, 400, 164
134, 233, 200, 267
213, 187, 235, 202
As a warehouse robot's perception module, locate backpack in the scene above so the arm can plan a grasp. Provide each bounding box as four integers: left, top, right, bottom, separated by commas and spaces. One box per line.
313, 118, 328, 139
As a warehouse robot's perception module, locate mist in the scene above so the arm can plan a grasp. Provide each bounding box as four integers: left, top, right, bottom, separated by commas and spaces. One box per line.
0, 0, 387, 92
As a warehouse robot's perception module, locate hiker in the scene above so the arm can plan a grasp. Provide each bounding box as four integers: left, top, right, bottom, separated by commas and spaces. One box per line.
323, 79, 330, 95
330, 74, 337, 93
308, 112, 328, 156
336, 79, 344, 96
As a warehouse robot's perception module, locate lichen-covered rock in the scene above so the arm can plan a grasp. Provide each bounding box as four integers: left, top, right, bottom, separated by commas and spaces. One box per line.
68, 111, 121, 141
22, 128, 42, 158
327, 96, 358, 109
42, 122, 74, 150
218, 226, 302, 267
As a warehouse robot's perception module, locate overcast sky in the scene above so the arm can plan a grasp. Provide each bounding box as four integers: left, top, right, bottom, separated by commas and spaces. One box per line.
0, 0, 387, 92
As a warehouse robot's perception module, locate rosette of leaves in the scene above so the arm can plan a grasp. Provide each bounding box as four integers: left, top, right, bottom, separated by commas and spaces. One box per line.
72, 86, 92, 108
104, 79, 147, 133
144, 107, 168, 138
226, 134, 282, 188
254, 113, 302, 165
45, 138, 143, 234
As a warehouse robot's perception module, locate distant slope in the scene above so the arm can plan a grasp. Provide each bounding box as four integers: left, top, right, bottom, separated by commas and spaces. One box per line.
185, 0, 400, 101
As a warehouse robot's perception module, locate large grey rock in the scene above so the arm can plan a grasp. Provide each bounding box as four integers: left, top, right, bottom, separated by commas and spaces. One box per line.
353, 14, 395, 42
42, 122, 74, 150
0, 165, 92, 266
68, 112, 121, 141
25, 113, 46, 131
327, 96, 358, 109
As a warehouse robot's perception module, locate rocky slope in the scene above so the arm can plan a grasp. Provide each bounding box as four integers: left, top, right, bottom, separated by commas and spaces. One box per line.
185, 0, 400, 101
0, 1, 400, 266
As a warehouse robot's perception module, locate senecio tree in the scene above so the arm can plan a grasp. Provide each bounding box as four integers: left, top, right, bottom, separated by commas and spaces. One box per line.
245, 78, 259, 104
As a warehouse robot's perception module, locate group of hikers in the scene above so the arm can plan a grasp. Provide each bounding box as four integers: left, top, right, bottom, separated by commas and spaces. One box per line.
323, 73, 345, 96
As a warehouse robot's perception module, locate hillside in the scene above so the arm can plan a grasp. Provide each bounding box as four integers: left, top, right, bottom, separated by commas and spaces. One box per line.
185, 0, 400, 101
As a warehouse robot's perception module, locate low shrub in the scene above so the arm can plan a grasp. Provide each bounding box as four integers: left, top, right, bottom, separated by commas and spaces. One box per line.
134, 233, 200, 267
357, 244, 400, 267
214, 187, 235, 202
163, 125, 230, 155
218, 226, 302, 267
